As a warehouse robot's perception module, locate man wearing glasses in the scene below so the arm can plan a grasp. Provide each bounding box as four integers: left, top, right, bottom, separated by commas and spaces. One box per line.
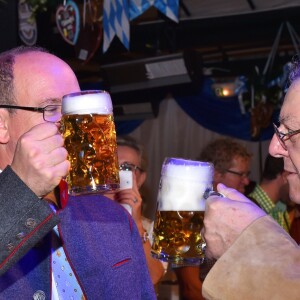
115, 136, 167, 286
202, 59, 300, 299
0, 46, 155, 299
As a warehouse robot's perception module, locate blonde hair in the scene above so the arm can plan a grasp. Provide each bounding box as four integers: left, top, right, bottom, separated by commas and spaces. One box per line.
117, 136, 148, 171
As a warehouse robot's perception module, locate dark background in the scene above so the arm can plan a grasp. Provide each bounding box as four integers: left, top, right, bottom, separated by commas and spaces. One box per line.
1, 1, 300, 105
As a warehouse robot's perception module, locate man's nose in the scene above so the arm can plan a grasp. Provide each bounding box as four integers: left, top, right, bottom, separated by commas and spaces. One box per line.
269, 134, 287, 157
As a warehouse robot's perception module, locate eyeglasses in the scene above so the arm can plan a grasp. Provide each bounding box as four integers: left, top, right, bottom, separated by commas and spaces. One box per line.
225, 169, 251, 178
119, 162, 143, 172
0, 104, 62, 122
273, 123, 300, 150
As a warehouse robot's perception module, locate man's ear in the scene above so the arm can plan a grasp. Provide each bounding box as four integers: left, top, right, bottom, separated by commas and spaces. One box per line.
0, 109, 10, 143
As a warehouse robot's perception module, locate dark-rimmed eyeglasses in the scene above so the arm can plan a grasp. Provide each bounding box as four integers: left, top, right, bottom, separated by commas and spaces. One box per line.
0, 104, 62, 122
119, 162, 143, 173
273, 123, 300, 150
225, 169, 251, 178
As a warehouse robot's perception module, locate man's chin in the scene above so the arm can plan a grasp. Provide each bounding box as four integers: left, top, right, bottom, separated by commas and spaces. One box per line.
289, 189, 300, 204
286, 175, 300, 203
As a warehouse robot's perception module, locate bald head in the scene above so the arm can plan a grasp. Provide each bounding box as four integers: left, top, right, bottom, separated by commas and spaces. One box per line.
0, 46, 80, 168
13, 50, 79, 108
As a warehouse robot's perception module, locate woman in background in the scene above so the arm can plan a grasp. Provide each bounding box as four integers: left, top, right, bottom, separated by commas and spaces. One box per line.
113, 135, 167, 285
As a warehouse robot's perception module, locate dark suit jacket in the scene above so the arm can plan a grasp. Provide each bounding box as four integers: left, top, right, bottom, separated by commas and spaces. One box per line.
0, 167, 156, 299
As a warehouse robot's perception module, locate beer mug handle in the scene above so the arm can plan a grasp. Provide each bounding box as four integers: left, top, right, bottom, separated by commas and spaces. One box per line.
200, 190, 224, 262
204, 189, 225, 199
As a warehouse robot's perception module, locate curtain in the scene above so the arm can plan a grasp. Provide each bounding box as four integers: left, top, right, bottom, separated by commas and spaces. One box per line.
174, 78, 278, 141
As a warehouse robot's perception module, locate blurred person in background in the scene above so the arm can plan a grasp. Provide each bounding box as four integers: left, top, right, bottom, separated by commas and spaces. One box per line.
109, 135, 167, 286
247, 154, 290, 232
289, 203, 300, 243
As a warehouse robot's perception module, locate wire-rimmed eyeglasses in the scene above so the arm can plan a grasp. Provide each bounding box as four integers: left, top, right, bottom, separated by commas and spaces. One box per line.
119, 162, 143, 173
225, 169, 251, 178
0, 104, 62, 123
273, 123, 300, 150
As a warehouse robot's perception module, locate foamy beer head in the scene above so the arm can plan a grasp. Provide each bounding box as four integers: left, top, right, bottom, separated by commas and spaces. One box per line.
151, 157, 213, 265
158, 157, 214, 211
62, 90, 112, 115
61, 90, 120, 196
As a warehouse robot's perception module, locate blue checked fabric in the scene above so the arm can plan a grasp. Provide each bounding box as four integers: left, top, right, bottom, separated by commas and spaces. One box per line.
129, 0, 179, 21
103, 0, 130, 52
103, 0, 179, 52
128, 0, 152, 20
154, 0, 179, 22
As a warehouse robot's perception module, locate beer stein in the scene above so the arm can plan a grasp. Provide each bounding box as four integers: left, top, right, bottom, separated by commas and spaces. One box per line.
151, 157, 217, 265
61, 90, 120, 195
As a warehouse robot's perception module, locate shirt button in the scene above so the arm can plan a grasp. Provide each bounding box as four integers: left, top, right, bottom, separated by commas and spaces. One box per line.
6, 243, 14, 252
33, 290, 46, 300
25, 218, 37, 229
16, 232, 26, 240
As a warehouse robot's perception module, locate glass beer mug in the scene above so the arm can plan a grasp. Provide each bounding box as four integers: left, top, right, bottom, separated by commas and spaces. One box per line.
61, 90, 120, 195
151, 157, 216, 265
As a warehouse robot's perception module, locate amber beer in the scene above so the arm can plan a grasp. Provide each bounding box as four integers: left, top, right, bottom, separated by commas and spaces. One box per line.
151, 158, 214, 265
61, 90, 120, 195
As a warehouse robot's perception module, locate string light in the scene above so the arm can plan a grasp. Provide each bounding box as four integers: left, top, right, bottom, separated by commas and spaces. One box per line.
212, 77, 247, 98
212, 82, 236, 97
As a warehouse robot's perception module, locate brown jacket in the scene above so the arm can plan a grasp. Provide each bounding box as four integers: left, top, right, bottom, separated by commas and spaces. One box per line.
203, 216, 300, 299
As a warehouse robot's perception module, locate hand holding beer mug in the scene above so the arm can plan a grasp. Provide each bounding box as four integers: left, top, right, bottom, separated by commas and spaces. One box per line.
61, 90, 120, 195
151, 157, 219, 265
